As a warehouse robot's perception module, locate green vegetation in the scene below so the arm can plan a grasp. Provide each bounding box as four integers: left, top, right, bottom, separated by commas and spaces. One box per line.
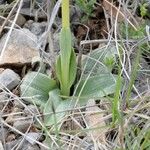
140, 2, 150, 18
20, 0, 118, 126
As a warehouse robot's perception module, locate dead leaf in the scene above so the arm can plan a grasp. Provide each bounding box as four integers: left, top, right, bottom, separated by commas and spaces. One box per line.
85, 99, 107, 143
102, 0, 138, 30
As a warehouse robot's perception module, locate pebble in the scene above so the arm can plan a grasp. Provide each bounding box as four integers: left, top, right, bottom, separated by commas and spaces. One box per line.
0, 92, 8, 110
0, 29, 39, 65
5, 140, 18, 150
28, 22, 47, 36
10, 14, 26, 27
0, 69, 20, 90
13, 118, 32, 133
25, 132, 41, 145
0, 127, 8, 141
24, 105, 39, 115
0, 141, 4, 150
22, 142, 40, 150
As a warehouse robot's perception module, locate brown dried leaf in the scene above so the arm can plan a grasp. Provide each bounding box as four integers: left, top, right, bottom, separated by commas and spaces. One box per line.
102, 0, 138, 29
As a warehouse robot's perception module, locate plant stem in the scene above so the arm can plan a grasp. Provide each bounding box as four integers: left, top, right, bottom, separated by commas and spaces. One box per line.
62, 0, 70, 28
60, 0, 72, 96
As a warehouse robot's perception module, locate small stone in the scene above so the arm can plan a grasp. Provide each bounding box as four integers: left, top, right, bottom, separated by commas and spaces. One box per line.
0, 127, 8, 141
28, 22, 47, 36
22, 0, 30, 8
19, 0, 47, 20
70, 5, 82, 23
23, 20, 34, 29
0, 141, 4, 150
6, 133, 16, 142
24, 105, 39, 115
0, 29, 39, 65
0, 92, 8, 110
20, 8, 47, 19
0, 69, 20, 90
13, 119, 32, 133
5, 140, 18, 150
10, 14, 26, 27
25, 132, 41, 145
22, 142, 40, 150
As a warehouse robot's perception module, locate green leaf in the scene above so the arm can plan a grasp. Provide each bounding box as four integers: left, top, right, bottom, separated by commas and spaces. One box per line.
69, 49, 77, 86
82, 45, 118, 76
56, 27, 77, 96
56, 49, 77, 90
60, 28, 72, 66
55, 56, 62, 85
75, 74, 117, 105
120, 22, 145, 39
58, 27, 73, 96
140, 3, 148, 17
20, 72, 57, 106
43, 89, 74, 126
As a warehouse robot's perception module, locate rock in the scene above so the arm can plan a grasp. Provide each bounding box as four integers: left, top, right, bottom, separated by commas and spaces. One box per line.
6, 133, 16, 142
24, 21, 47, 36
20, 8, 47, 19
0, 92, 8, 110
22, 0, 30, 8
24, 105, 39, 115
23, 20, 34, 28
0, 141, 4, 150
22, 0, 45, 8
19, 0, 47, 19
0, 69, 20, 90
0, 127, 8, 141
0, 29, 39, 65
22, 142, 40, 150
0, 14, 26, 28
10, 14, 26, 27
5, 140, 18, 150
13, 118, 32, 133
29, 22, 47, 36
25, 132, 41, 145
70, 5, 82, 23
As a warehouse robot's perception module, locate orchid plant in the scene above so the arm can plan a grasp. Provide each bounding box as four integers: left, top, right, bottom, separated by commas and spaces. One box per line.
20, 0, 118, 126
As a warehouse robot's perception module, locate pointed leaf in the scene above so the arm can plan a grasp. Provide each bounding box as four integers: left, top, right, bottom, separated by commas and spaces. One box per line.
75, 74, 117, 105
20, 72, 57, 106
82, 45, 118, 75
44, 89, 74, 126
60, 27, 72, 66
56, 56, 62, 85
69, 49, 77, 86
